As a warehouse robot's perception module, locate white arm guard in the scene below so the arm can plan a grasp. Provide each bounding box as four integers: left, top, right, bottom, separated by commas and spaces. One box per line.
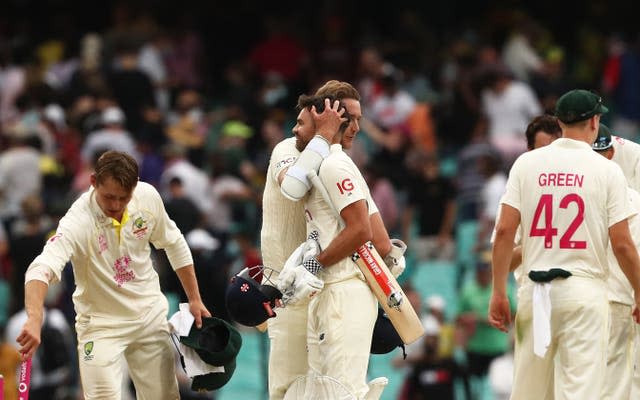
384, 239, 407, 278
281, 135, 330, 201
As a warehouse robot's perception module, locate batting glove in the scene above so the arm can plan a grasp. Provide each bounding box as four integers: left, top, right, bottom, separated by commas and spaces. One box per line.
384, 239, 407, 278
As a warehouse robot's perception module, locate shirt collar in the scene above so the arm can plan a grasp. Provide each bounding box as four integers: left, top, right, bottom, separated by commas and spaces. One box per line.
330, 143, 342, 153
551, 137, 593, 150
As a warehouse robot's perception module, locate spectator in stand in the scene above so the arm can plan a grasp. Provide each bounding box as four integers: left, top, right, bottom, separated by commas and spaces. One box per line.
107, 39, 156, 136
364, 163, 399, 234
402, 152, 456, 262
456, 259, 516, 399
369, 67, 416, 130
160, 143, 211, 218
81, 106, 139, 165
602, 34, 640, 141
480, 64, 542, 166
476, 153, 507, 252
0, 125, 43, 226
164, 177, 202, 234
165, 88, 209, 167
8, 195, 55, 315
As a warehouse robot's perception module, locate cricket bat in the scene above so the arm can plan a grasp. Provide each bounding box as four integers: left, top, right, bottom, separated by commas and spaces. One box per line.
307, 171, 424, 345
18, 358, 31, 400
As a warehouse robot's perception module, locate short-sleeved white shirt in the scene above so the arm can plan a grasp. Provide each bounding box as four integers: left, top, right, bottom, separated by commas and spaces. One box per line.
501, 138, 634, 279
25, 182, 193, 320
611, 135, 640, 192
606, 187, 640, 305
260, 138, 307, 272
304, 144, 379, 284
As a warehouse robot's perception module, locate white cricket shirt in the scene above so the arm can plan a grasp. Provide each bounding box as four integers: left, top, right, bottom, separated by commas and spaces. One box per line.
501, 138, 634, 279
260, 138, 307, 272
25, 182, 193, 320
305, 144, 379, 284
611, 135, 640, 192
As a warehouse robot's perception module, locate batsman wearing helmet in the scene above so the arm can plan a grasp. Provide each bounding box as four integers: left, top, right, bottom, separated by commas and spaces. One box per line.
16, 151, 210, 399
489, 90, 640, 399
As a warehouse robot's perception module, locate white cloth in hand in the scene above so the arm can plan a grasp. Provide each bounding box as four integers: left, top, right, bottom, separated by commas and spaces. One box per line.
532, 283, 552, 358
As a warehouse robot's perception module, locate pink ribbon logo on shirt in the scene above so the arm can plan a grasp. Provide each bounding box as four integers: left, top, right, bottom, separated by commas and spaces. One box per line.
112, 255, 135, 287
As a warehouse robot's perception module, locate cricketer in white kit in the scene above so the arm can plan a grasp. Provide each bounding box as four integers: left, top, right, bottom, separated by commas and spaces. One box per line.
17, 151, 209, 400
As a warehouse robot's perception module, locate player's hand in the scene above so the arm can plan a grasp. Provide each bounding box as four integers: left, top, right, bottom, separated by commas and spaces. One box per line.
279, 266, 324, 306
633, 305, 640, 324
16, 316, 42, 360
189, 300, 211, 329
384, 238, 407, 278
311, 98, 348, 142
488, 293, 511, 332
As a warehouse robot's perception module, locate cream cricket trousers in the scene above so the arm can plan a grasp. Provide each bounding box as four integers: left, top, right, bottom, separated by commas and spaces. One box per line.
267, 302, 309, 399
632, 325, 640, 398
511, 276, 609, 400
603, 302, 635, 400
306, 277, 377, 399
75, 298, 179, 399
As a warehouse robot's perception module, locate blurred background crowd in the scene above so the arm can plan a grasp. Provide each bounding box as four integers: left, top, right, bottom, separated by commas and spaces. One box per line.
1, 0, 640, 399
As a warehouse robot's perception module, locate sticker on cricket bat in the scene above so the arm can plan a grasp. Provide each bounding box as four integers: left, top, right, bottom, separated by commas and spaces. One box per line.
352, 242, 424, 345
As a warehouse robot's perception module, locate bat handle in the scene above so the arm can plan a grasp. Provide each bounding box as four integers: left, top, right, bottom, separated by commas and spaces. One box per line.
387, 290, 404, 310
18, 358, 31, 400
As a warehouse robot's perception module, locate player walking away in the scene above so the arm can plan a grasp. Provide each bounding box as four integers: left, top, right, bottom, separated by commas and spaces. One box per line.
16, 151, 210, 399
592, 124, 639, 400
489, 90, 640, 400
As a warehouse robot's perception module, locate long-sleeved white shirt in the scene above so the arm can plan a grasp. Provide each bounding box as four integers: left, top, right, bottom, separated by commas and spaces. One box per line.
25, 181, 193, 320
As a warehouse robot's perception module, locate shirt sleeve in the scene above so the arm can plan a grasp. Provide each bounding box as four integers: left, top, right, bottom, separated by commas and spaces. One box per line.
607, 164, 637, 227
145, 184, 194, 270
25, 210, 82, 285
320, 156, 367, 214
500, 157, 523, 212
270, 140, 299, 183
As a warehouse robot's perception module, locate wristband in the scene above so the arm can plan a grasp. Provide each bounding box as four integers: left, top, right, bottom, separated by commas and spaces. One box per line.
303, 256, 324, 275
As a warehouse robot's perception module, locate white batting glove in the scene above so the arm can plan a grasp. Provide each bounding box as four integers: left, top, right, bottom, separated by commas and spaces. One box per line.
384, 239, 407, 278
277, 231, 324, 305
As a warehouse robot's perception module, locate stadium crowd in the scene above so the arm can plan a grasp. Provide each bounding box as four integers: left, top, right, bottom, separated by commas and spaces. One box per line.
1, 2, 640, 399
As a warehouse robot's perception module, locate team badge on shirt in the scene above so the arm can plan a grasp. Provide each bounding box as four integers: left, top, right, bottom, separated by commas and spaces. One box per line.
132, 216, 148, 239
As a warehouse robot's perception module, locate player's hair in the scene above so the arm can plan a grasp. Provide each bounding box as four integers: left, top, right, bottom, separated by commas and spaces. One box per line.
314, 80, 361, 101
525, 115, 562, 150
295, 94, 351, 130
94, 150, 139, 191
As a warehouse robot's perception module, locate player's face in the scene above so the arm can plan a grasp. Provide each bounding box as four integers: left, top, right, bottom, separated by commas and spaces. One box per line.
292, 108, 315, 152
91, 175, 134, 221
533, 131, 559, 149
340, 98, 362, 150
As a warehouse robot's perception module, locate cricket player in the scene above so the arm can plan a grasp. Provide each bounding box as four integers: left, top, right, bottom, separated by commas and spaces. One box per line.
278, 92, 388, 398
262, 96, 346, 399
593, 124, 639, 399
489, 90, 640, 400
17, 151, 210, 399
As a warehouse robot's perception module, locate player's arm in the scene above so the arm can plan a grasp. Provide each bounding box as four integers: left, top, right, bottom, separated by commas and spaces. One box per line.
489, 204, 520, 332
280, 99, 346, 200
17, 280, 48, 359
316, 199, 372, 267
370, 212, 391, 257
175, 265, 211, 328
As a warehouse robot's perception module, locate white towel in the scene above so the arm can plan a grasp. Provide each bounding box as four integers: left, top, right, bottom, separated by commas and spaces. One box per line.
532, 283, 552, 358
168, 303, 225, 376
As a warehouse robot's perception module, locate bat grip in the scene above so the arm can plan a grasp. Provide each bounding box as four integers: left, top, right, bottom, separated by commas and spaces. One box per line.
18, 358, 31, 400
